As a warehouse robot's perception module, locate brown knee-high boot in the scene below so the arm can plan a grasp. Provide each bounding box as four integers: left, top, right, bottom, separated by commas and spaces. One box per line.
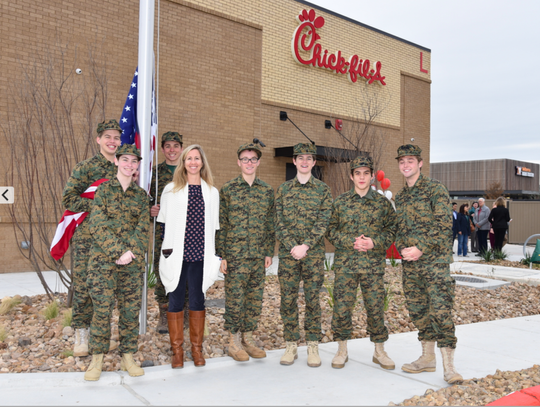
167, 311, 184, 369
189, 310, 206, 367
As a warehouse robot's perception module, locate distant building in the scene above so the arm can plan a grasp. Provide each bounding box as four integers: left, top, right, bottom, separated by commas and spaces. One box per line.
430, 159, 540, 199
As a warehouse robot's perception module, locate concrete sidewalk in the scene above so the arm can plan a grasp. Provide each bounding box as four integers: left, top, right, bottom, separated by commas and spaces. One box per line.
0, 315, 539, 406
1, 243, 539, 406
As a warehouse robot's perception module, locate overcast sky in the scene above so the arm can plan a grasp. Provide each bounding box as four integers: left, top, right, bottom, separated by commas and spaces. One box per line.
306, 0, 540, 165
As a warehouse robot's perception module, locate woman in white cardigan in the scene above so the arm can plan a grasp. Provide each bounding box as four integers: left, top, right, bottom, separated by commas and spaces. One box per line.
157, 144, 220, 368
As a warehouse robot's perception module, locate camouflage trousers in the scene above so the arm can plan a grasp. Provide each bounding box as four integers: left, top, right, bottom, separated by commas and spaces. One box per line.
278, 253, 325, 342
87, 261, 143, 354
71, 233, 94, 330
331, 269, 389, 343
402, 261, 457, 348
224, 257, 265, 333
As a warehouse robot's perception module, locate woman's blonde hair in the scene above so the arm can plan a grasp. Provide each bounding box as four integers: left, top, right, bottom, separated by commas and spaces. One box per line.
494, 196, 506, 207
171, 144, 214, 192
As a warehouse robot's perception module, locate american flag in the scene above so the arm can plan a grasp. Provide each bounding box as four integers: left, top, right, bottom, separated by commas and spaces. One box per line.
120, 67, 157, 192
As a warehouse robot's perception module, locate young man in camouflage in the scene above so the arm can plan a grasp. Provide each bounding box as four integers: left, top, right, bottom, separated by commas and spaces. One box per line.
149, 131, 184, 334
394, 144, 463, 384
275, 142, 333, 367
62, 119, 122, 357
326, 156, 397, 369
84, 144, 150, 381
216, 141, 275, 362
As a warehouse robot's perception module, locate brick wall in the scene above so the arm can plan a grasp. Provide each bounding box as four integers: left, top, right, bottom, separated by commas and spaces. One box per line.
0, 0, 430, 272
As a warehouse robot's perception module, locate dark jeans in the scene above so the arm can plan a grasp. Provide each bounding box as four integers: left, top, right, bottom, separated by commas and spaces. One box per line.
477, 230, 489, 254
169, 260, 205, 312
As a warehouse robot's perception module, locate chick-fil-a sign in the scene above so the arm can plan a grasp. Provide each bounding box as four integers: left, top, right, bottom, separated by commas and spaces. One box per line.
291, 9, 386, 86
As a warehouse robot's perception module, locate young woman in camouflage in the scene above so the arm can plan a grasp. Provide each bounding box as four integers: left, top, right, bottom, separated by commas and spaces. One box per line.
83, 144, 150, 381
394, 144, 463, 384
157, 145, 221, 369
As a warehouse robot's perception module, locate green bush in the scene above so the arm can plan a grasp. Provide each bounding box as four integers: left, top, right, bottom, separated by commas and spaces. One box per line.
0, 297, 22, 316
492, 249, 508, 260
61, 308, 72, 328
0, 325, 8, 342
42, 300, 59, 320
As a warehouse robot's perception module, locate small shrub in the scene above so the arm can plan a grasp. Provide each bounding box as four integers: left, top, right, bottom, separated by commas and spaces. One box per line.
492, 249, 508, 260
0, 325, 8, 342
521, 252, 532, 267
0, 297, 22, 315
389, 253, 398, 268
383, 285, 394, 312
62, 308, 72, 328
147, 268, 157, 289
324, 258, 334, 272
42, 300, 60, 320
61, 349, 74, 358
323, 279, 335, 309
479, 250, 495, 262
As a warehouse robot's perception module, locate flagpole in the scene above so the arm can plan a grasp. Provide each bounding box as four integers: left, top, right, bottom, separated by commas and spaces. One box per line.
137, 0, 155, 335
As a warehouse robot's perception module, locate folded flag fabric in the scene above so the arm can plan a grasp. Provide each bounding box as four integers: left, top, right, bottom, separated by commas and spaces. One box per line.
50, 179, 109, 260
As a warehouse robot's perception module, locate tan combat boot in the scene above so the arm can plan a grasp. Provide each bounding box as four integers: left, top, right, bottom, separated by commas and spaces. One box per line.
331, 340, 348, 369
280, 342, 298, 366
441, 347, 463, 384
84, 354, 104, 381
228, 331, 249, 361
401, 340, 436, 373
157, 303, 169, 334
242, 332, 266, 358
120, 353, 144, 377
373, 342, 395, 370
307, 341, 321, 368
74, 328, 89, 357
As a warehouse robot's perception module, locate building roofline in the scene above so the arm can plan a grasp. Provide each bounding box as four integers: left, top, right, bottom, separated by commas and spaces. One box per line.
295, 0, 431, 52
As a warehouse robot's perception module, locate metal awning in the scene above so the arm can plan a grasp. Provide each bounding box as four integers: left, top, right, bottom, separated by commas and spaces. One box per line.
274, 145, 361, 163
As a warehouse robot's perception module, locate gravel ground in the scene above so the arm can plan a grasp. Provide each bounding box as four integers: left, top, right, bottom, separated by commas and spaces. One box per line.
1, 263, 539, 406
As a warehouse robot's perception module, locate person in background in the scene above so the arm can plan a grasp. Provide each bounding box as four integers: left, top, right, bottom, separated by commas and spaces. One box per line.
451, 202, 458, 254
488, 197, 511, 252
468, 202, 479, 253
474, 198, 491, 256
157, 145, 221, 369
456, 204, 470, 257
489, 202, 497, 250
149, 132, 185, 334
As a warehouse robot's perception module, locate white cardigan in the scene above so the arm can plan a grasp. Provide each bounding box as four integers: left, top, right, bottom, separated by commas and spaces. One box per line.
157, 179, 221, 295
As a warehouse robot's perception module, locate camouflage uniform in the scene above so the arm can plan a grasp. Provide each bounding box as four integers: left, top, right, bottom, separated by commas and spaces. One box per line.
395, 145, 456, 349
149, 131, 185, 307
326, 159, 397, 342
275, 144, 333, 342
61, 120, 121, 330
216, 163, 275, 333
87, 144, 150, 354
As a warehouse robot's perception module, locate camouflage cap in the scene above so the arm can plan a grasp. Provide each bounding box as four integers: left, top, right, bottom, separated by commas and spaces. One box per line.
237, 142, 262, 158
115, 144, 142, 161
293, 142, 317, 156
161, 131, 183, 145
97, 119, 122, 134
396, 144, 422, 159
350, 155, 374, 171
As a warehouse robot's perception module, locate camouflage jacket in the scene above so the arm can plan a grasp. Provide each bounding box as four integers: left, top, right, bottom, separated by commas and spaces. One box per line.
326, 187, 397, 272
275, 175, 333, 256
62, 152, 117, 237
88, 177, 150, 269
215, 175, 275, 260
395, 173, 453, 264
149, 161, 174, 211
